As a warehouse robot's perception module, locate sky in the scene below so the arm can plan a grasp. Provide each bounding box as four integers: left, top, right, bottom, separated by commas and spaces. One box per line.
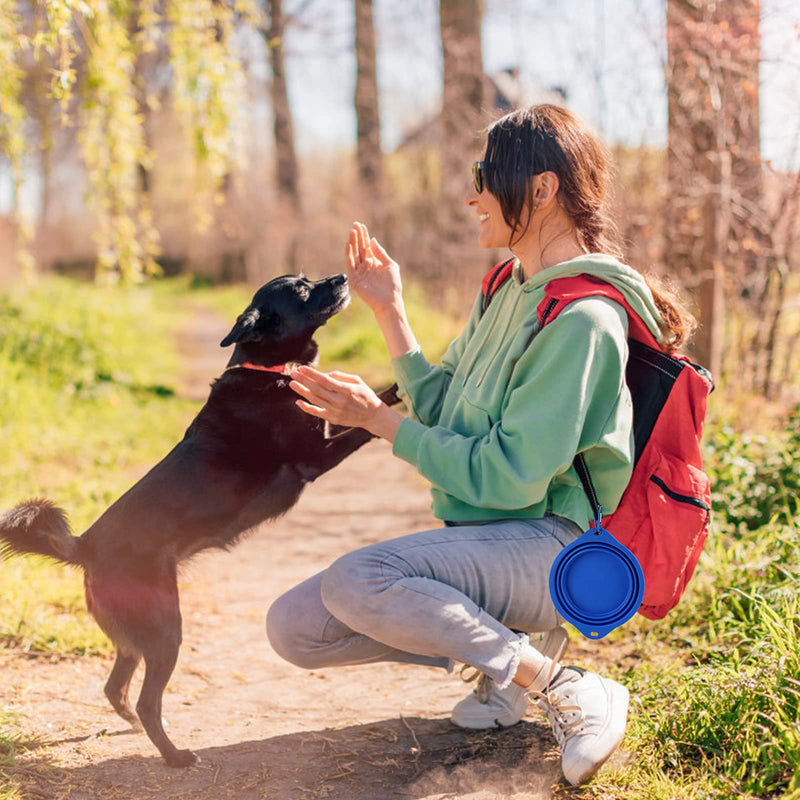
278, 0, 800, 168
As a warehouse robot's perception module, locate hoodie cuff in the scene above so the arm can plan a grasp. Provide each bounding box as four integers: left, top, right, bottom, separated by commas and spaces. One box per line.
390, 347, 432, 392
392, 416, 426, 468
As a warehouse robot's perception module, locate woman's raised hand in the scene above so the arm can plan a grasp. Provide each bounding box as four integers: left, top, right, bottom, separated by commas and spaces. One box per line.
344, 221, 402, 314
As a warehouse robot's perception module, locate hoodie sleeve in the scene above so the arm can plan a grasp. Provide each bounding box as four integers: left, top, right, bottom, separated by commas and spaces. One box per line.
390, 292, 483, 427
392, 298, 632, 511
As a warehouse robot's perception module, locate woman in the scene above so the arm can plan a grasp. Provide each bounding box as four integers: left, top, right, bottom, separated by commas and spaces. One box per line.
268, 104, 692, 786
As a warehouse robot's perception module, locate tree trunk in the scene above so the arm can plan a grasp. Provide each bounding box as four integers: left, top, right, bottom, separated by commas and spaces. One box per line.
438, 0, 484, 283
665, 0, 762, 385
354, 0, 383, 223
264, 0, 301, 273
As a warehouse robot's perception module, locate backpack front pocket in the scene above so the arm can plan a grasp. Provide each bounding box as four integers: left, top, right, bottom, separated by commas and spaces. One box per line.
640, 452, 710, 617
605, 448, 711, 619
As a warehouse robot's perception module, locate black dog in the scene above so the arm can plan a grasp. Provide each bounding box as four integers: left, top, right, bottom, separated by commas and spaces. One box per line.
0, 273, 398, 767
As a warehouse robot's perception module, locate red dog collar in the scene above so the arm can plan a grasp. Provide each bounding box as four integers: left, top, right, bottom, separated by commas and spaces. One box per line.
226, 362, 289, 375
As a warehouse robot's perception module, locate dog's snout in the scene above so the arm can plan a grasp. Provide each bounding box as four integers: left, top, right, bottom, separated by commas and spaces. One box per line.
332, 274, 347, 286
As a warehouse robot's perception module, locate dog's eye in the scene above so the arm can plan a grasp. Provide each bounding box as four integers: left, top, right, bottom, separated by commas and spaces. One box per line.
297, 286, 310, 300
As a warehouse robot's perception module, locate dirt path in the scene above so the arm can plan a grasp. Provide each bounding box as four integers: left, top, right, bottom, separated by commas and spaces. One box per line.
1, 304, 622, 800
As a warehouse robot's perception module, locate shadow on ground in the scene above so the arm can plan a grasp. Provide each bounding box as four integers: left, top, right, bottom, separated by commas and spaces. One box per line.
13, 716, 566, 800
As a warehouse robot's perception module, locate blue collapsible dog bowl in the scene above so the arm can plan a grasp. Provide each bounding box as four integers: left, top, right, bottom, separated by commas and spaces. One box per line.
548, 513, 645, 640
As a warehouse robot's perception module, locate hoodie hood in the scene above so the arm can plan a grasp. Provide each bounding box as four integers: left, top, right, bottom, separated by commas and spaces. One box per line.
513, 253, 664, 344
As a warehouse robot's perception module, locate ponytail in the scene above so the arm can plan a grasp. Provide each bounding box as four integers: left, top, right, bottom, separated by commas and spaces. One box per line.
643, 274, 697, 353
574, 212, 695, 353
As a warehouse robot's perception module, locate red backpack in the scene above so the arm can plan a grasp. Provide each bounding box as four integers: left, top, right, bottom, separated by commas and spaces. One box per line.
482, 259, 714, 620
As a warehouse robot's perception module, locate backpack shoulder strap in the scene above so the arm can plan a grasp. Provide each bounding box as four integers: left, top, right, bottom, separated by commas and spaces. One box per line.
535, 274, 663, 526
480, 258, 515, 316
537, 275, 662, 350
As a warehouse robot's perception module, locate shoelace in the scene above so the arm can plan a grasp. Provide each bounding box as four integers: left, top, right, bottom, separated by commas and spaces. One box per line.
459, 664, 494, 704
525, 661, 584, 745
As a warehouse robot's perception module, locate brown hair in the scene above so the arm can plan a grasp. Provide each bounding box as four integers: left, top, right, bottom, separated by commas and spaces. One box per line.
482, 104, 695, 352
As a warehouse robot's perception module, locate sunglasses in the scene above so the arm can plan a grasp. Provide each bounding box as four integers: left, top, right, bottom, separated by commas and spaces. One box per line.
472, 160, 484, 193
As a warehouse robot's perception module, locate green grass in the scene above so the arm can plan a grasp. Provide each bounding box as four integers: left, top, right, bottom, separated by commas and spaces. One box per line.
0, 712, 43, 800
610, 537, 800, 799
0, 782, 21, 800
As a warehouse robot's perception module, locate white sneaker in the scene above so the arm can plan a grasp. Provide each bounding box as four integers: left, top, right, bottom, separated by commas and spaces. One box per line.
450, 628, 569, 730
530, 667, 629, 786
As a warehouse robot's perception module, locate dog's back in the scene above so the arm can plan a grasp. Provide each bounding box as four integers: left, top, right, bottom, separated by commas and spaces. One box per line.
81, 369, 321, 565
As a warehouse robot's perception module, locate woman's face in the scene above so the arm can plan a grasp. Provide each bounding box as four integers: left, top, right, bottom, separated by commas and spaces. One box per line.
464, 169, 516, 249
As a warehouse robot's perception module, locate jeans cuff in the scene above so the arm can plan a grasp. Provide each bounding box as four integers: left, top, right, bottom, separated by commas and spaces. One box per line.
494, 632, 527, 690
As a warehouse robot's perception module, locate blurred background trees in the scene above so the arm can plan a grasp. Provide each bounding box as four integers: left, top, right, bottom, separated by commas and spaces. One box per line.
436, 0, 483, 281
0, 0, 799, 400
263, 0, 302, 273
353, 0, 383, 224
665, 0, 797, 392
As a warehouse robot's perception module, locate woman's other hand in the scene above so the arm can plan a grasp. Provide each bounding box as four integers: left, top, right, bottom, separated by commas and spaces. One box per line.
289, 366, 403, 442
345, 221, 402, 314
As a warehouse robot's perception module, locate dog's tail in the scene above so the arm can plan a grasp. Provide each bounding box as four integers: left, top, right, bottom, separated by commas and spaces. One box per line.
0, 499, 80, 566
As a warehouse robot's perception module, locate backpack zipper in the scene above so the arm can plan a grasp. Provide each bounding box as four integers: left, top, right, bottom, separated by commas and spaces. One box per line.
649, 475, 711, 512
540, 297, 558, 327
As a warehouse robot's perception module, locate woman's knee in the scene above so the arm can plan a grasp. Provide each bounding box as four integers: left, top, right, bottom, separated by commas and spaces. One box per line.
266, 584, 332, 670
265, 592, 304, 666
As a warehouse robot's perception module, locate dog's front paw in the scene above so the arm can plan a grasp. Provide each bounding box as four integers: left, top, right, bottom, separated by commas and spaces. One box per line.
166, 749, 200, 768
377, 383, 402, 407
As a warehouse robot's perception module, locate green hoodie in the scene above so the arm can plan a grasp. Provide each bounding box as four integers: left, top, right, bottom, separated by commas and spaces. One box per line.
391, 253, 664, 528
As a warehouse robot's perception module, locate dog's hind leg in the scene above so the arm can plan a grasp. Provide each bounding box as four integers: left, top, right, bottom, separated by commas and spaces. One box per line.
90, 570, 196, 766
104, 649, 142, 730
135, 615, 198, 767
85, 574, 143, 730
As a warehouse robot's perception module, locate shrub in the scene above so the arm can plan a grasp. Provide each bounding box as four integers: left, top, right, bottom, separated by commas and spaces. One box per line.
703, 408, 800, 534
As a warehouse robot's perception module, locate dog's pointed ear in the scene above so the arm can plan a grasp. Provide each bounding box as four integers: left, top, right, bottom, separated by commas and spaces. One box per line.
220, 308, 260, 347
220, 308, 282, 346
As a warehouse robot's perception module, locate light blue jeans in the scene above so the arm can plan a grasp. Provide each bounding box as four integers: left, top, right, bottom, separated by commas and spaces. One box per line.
266, 515, 583, 689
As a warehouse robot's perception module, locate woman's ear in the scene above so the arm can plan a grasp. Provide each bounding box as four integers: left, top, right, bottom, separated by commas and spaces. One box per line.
532, 171, 560, 207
